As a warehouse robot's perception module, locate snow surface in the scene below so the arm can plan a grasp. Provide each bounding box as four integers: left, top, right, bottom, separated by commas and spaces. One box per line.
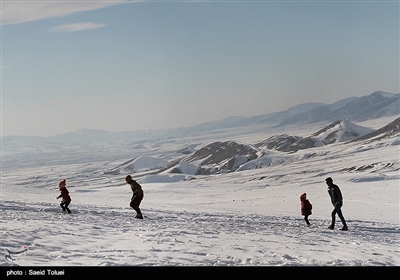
1, 117, 399, 272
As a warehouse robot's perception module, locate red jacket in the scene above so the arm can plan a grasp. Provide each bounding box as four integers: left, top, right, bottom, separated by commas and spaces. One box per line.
58, 187, 71, 203
300, 199, 312, 215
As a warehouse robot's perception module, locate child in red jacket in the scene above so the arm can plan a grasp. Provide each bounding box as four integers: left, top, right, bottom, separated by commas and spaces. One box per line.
300, 193, 312, 227
56, 179, 72, 214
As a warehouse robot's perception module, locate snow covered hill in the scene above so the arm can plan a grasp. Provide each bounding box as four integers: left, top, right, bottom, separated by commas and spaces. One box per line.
311, 119, 374, 144
1, 116, 399, 268
1, 91, 399, 270
255, 119, 374, 154
350, 117, 400, 143
159, 119, 375, 175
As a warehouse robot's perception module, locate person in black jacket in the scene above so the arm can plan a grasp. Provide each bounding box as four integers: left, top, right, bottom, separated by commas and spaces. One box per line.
325, 177, 348, 231
125, 175, 144, 219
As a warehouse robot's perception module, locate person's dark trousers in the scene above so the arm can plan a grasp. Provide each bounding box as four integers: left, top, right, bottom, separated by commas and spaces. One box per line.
60, 201, 71, 214
130, 195, 143, 215
331, 202, 346, 227
304, 214, 310, 225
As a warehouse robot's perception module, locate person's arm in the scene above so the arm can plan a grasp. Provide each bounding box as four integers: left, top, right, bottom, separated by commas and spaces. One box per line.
130, 184, 135, 199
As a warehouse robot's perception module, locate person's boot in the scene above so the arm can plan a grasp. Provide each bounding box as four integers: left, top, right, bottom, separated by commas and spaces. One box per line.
135, 213, 143, 219
340, 225, 348, 231
328, 224, 334, 230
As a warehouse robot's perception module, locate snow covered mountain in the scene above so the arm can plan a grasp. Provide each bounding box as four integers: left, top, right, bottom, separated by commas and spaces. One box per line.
3, 91, 398, 143
255, 119, 374, 153
181, 141, 259, 175
277, 91, 399, 126
173, 90, 398, 133
107, 118, 390, 176
2, 112, 399, 267
2, 121, 399, 267
1, 91, 398, 172
310, 119, 375, 144
350, 116, 400, 143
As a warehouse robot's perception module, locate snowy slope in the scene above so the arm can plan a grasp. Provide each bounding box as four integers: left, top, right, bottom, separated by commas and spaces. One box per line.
1, 117, 399, 269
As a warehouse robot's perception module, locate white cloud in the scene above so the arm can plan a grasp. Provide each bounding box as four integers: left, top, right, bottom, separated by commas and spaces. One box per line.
49, 22, 105, 33
0, 0, 128, 26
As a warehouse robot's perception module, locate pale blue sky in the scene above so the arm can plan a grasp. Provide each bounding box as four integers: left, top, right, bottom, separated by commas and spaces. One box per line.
1, 0, 399, 136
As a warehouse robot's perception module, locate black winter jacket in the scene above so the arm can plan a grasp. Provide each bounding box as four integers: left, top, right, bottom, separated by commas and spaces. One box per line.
328, 184, 343, 205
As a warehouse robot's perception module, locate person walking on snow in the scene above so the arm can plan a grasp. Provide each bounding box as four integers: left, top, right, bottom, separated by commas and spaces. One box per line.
56, 179, 72, 214
325, 177, 348, 231
300, 193, 312, 227
125, 175, 144, 219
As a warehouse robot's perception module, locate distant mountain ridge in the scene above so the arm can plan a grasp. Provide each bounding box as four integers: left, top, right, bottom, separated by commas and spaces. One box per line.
110, 117, 399, 176
278, 91, 399, 126
2, 91, 398, 142
1, 91, 399, 172
157, 90, 399, 137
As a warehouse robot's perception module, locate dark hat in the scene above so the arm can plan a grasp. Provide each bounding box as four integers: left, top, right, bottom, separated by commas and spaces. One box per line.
325, 177, 333, 182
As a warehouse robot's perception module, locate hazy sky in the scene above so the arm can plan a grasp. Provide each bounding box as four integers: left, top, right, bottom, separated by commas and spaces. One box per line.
1, 0, 399, 137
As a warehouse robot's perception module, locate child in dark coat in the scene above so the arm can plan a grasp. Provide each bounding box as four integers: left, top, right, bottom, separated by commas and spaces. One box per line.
300, 193, 312, 227
56, 179, 72, 214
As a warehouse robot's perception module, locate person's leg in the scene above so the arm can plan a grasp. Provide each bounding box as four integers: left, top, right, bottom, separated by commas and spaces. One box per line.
60, 202, 66, 212
130, 195, 143, 217
64, 201, 72, 214
304, 214, 310, 226
130, 198, 140, 214
336, 203, 347, 228
330, 206, 338, 229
